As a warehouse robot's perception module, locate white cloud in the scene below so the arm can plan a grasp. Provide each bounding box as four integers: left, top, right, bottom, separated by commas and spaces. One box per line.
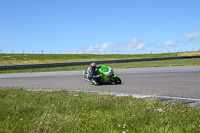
120, 38, 144, 51
98, 42, 111, 52
84, 46, 95, 53
165, 41, 178, 46
67, 48, 78, 54
83, 42, 111, 53
164, 32, 199, 47
184, 32, 199, 43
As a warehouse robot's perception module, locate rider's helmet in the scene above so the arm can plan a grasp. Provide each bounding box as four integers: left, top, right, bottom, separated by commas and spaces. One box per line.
91, 63, 96, 70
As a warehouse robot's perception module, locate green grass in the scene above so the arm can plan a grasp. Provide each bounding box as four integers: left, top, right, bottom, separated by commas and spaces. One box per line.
1, 51, 200, 66
1, 89, 200, 133
0, 58, 200, 74
0, 53, 182, 66
0, 51, 200, 74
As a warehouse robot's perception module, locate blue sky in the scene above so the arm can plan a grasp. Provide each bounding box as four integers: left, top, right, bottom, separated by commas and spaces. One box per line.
0, 0, 200, 54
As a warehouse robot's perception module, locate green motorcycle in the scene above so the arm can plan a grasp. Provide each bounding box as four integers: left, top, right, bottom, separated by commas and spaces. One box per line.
83, 65, 122, 85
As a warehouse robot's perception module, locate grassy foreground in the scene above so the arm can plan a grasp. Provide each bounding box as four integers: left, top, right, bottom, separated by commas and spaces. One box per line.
1, 89, 200, 133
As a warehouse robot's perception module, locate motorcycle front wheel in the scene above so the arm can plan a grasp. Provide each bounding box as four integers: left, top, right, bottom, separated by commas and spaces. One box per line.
114, 76, 121, 84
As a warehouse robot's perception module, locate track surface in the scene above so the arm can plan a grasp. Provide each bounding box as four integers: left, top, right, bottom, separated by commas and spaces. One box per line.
0, 66, 200, 99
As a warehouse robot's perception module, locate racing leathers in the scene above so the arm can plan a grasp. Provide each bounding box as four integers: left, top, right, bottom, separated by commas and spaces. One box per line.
87, 66, 102, 85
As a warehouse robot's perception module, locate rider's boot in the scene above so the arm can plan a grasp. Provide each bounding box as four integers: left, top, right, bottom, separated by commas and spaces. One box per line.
93, 80, 99, 85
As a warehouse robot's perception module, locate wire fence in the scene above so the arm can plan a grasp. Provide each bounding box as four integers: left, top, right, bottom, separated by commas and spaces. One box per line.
0, 48, 200, 55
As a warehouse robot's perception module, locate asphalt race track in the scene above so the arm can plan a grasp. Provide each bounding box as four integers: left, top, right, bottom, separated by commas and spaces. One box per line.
0, 66, 200, 99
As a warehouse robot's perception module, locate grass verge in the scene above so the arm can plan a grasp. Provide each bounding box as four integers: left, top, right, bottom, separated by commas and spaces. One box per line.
0, 53, 180, 66
1, 89, 200, 132
1, 51, 200, 66
0, 58, 200, 74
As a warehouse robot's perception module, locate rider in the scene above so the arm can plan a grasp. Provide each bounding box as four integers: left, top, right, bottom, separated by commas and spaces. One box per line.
87, 63, 102, 85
